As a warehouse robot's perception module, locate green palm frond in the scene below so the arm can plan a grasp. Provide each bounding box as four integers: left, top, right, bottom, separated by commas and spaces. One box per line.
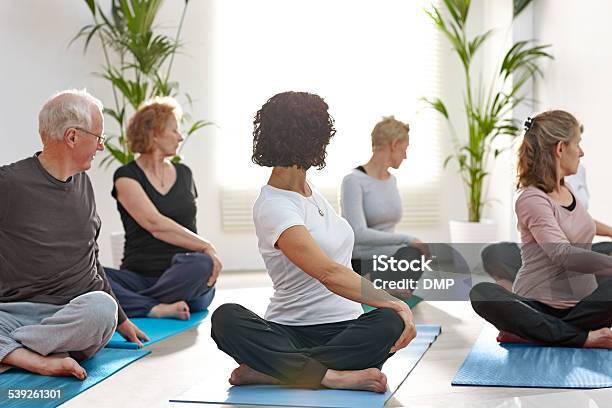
73, 0, 212, 166
513, 0, 533, 18
442, 0, 471, 28
423, 0, 553, 222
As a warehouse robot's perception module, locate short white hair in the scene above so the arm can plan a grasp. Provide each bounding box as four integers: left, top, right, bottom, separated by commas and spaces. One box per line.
38, 89, 103, 141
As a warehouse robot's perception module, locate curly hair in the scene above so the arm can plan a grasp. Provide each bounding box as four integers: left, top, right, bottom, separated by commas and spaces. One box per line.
252, 91, 336, 170
516, 110, 581, 192
127, 96, 183, 154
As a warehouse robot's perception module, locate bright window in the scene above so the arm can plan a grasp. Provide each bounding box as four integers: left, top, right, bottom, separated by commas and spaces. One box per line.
214, 0, 442, 188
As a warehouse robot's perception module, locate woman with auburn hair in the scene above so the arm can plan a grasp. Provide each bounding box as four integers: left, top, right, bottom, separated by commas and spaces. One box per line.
341, 116, 429, 299
470, 110, 612, 348
211, 92, 416, 393
105, 97, 221, 320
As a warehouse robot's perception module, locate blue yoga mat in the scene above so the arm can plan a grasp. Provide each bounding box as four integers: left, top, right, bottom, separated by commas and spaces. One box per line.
453, 324, 612, 388
107, 310, 208, 349
0, 348, 149, 408
171, 324, 441, 408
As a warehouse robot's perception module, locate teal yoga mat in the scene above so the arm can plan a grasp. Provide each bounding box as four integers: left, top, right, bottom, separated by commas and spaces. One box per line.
362, 295, 422, 313
171, 324, 441, 408
0, 348, 149, 408
107, 310, 208, 349
453, 324, 612, 388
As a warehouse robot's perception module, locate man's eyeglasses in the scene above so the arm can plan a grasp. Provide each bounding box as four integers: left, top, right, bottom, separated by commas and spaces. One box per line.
74, 127, 106, 145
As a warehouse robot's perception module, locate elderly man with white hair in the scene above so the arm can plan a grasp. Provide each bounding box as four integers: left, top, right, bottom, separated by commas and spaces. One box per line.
0, 89, 148, 380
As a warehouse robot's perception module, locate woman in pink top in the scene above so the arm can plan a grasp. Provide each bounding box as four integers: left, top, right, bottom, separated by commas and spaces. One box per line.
470, 110, 612, 348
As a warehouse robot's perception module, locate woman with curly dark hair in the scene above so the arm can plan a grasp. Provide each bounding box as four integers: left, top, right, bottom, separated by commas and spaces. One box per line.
470, 110, 612, 348
211, 91, 416, 393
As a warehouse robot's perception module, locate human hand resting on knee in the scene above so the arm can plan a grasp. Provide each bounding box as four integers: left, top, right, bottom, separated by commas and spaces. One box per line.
117, 319, 149, 347
201, 244, 223, 287
389, 304, 416, 353
410, 238, 431, 259
277, 225, 417, 353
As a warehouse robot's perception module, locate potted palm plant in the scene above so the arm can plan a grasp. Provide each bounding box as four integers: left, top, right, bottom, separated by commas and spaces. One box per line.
72, 0, 212, 167
424, 0, 552, 242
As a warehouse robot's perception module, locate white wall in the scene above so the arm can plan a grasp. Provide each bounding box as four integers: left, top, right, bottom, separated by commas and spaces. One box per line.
0, 1, 498, 271
0, 0, 220, 268
533, 0, 612, 226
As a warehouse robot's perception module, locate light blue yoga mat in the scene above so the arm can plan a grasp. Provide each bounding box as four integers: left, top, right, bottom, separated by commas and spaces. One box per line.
453, 324, 612, 389
0, 348, 149, 408
107, 310, 208, 349
171, 324, 441, 408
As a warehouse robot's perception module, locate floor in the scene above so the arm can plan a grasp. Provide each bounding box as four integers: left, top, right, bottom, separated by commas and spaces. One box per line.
64, 271, 612, 408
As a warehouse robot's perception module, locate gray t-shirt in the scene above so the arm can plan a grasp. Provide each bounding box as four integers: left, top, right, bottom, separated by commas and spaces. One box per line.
0, 154, 126, 323
340, 168, 414, 259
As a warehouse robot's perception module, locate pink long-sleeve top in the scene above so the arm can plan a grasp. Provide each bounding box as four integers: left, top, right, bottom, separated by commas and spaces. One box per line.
513, 185, 612, 308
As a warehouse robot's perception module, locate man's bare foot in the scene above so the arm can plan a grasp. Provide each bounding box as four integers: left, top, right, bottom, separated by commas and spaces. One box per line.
497, 331, 530, 344
41, 354, 87, 380
321, 368, 387, 393
148, 300, 190, 320
229, 364, 281, 385
3, 349, 86, 380
584, 328, 612, 348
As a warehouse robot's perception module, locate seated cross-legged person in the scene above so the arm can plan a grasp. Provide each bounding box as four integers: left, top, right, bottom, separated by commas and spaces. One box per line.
341, 116, 430, 299
105, 97, 221, 320
211, 91, 416, 393
470, 110, 612, 348
0, 89, 147, 379
481, 163, 612, 291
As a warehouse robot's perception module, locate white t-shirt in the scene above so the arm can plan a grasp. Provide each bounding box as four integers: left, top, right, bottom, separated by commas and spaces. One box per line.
253, 181, 364, 325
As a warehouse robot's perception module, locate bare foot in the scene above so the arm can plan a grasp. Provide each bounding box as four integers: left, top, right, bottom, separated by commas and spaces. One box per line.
40, 354, 87, 380
584, 328, 612, 348
229, 364, 281, 385
497, 331, 530, 344
321, 368, 387, 393
148, 300, 190, 320
3, 349, 86, 380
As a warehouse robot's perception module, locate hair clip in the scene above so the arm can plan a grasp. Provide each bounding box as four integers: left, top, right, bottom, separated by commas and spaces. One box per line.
524, 117, 533, 131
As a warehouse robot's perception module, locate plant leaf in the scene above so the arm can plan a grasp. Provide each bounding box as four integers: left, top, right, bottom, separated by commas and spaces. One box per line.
422, 97, 449, 119
513, 0, 533, 19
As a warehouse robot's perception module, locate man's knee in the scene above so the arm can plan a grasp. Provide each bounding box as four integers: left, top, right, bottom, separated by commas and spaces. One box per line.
74, 291, 118, 332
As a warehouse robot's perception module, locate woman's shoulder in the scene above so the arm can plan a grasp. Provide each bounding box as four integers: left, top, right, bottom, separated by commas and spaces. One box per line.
253, 186, 304, 220
516, 185, 550, 200
515, 185, 555, 213
341, 168, 368, 185
256, 185, 302, 207
173, 161, 191, 171
173, 161, 194, 180
113, 160, 141, 180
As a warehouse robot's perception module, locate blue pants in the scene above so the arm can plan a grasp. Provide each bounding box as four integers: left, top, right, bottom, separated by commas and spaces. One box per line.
105, 253, 216, 318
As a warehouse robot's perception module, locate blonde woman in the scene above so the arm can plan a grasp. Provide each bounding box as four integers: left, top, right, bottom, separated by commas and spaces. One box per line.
470, 110, 612, 348
105, 97, 221, 320
340, 116, 428, 297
